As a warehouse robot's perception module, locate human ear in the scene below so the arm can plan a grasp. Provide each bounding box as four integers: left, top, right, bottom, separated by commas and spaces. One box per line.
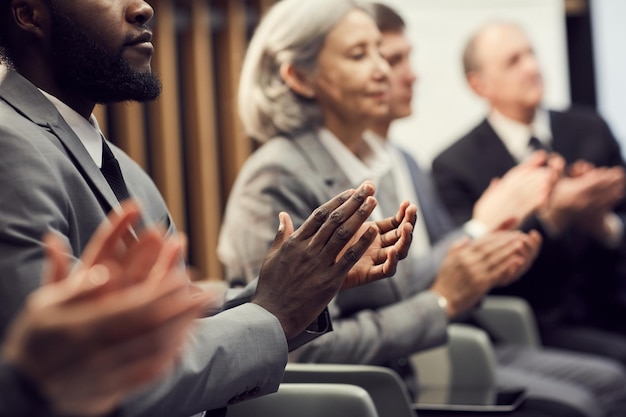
280, 62, 315, 99
466, 71, 487, 98
11, 0, 49, 40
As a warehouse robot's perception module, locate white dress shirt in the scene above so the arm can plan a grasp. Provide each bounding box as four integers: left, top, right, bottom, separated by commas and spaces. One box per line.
38, 90, 103, 167
488, 107, 552, 163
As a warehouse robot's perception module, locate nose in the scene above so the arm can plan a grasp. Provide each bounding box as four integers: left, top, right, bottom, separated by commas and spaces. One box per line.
128, 1, 155, 25
406, 65, 417, 85
373, 53, 390, 81
523, 52, 540, 75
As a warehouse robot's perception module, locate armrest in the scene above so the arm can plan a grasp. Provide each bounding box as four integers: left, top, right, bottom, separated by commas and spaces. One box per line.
410, 324, 497, 389
473, 296, 541, 349
226, 384, 379, 417
282, 363, 414, 417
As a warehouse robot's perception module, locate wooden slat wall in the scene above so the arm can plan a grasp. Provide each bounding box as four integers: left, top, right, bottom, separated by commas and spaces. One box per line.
149, 0, 187, 235
179, 0, 223, 279
215, 0, 251, 196
109, 102, 147, 170
96, 0, 276, 279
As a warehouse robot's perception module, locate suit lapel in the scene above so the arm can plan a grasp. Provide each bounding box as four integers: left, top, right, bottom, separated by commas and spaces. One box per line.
476, 119, 518, 177
0, 71, 120, 213
291, 131, 353, 201
548, 110, 574, 161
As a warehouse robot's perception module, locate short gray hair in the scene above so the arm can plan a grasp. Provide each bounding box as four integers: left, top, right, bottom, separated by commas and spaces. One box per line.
238, 0, 372, 142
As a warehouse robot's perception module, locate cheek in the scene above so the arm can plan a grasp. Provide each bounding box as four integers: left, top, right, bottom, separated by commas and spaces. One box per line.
316, 72, 359, 105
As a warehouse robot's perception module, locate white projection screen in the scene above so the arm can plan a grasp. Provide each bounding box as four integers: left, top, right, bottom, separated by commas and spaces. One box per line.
379, 0, 570, 168
590, 0, 626, 156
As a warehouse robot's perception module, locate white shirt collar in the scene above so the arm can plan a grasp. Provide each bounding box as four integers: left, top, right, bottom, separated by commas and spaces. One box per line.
318, 128, 394, 223
38, 89, 104, 168
487, 107, 552, 162
318, 127, 392, 187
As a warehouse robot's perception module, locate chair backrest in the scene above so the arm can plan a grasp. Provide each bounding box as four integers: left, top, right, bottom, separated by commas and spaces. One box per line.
282, 364, 415, 417
473, 296, 542, 349
226, 383, 379, 417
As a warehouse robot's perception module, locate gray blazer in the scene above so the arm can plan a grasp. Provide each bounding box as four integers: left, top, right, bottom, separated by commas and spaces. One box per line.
0, 71, 287, 417
219, 132, 466, 366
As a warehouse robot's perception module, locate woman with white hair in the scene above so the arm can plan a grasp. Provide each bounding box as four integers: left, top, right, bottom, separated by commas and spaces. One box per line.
217, 2, 593, 416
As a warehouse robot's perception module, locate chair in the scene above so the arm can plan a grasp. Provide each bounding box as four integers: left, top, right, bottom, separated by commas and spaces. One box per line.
412, 295, 541, 389
472, 296, 541, 349
279, 297, 538, 416
410, 323, 498, 389
226, 383, 379, 417
282, 363, 414, 417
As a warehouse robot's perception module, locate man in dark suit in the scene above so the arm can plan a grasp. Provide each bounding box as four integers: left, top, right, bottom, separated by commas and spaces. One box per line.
432, 21, 626, 364
365, 5, 626, 415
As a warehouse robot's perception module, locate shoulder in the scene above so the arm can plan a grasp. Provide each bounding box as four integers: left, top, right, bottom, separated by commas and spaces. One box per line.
551, 106, 607, 128
433, 120, 488, 169
234, 134, 321, 188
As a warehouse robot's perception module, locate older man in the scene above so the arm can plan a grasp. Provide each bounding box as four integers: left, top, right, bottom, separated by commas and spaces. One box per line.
432, 22, 626, 364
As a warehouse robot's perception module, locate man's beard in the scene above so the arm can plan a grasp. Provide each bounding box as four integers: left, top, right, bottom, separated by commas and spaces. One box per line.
48, 7, 161, 104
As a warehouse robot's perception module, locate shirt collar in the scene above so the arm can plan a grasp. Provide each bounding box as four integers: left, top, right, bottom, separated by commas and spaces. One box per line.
488, 107, 552, 162
318, 127, 392, 187
37, 89, 104, 167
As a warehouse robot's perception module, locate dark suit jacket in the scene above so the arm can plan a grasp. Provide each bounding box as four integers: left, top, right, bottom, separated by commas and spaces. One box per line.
431, 107, 626, 325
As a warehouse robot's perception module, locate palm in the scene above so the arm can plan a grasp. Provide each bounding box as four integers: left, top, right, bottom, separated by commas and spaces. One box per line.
342, 203, 417, 289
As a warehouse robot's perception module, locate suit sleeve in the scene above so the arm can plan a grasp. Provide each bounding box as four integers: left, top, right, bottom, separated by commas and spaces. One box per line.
120, 304, 287, 416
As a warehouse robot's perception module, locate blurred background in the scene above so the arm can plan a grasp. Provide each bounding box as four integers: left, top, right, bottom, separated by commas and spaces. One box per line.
10, 0, 619, 279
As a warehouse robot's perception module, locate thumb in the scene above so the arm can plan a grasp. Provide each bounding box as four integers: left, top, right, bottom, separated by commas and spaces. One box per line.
269, 212, 294, 255
495, 217, 518, 231
524, 150, 547, 167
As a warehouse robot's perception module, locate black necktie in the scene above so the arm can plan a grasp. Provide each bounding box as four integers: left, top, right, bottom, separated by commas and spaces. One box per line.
528, 136, 551, 152
100, 138, 130, 202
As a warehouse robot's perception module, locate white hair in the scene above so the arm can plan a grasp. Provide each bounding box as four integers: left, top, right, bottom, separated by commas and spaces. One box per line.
238, 0, 371, 142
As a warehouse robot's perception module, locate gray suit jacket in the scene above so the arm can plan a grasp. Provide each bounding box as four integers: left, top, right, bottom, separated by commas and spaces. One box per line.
0, 71, 287, 417
219, 132, 462, 366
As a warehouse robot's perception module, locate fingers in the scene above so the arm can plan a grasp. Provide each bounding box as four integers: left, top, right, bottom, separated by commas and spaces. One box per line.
465, 232, 525, 272
318, 195, 377, 261
494, 217, 518, 231
376, 200, 412, 239
116, 229, 164, 288
295, 188, 357, 241
80, 201, 142, 269
308, 182, 376, 251
47, 299, 201, 412
521, 150, 548, 168
336, 225, 378, 288
547, 153, 565, 174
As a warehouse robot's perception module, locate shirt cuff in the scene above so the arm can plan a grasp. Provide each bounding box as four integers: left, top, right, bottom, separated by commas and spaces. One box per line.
598, 212, 624, 248
463, 219, 489, 240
